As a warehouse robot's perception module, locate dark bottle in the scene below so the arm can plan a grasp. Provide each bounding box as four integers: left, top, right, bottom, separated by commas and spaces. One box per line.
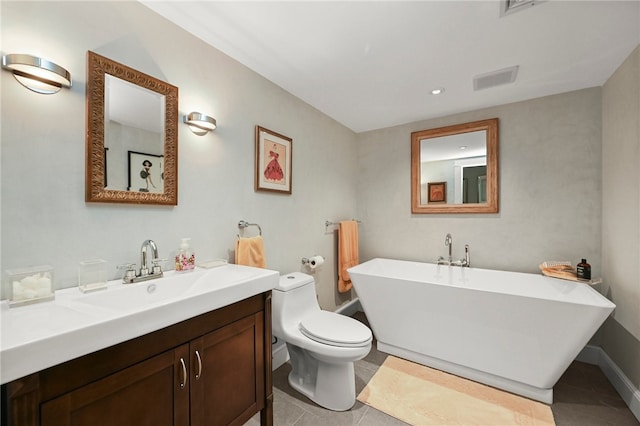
577, 258, 591, 280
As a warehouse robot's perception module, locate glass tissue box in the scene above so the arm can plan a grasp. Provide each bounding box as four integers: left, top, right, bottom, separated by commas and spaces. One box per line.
6, 265, 54, 307
78, 259, 107, 293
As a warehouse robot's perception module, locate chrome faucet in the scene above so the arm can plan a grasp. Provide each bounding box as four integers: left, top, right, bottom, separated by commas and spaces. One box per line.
118, 239, 165, 284
140, 239, 159, 276
437, 233, 470, 267
445, 233, 453, 263
464, 244, 470, 267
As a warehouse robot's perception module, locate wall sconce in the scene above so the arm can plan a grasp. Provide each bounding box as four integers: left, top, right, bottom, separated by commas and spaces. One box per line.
183, 112, 217, 135
1, 54, 72, 94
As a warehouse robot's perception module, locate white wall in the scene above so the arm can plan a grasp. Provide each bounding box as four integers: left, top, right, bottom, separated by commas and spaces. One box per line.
602, 45, 640, 388
357, 88, 602, 275
0, 1, 358, 311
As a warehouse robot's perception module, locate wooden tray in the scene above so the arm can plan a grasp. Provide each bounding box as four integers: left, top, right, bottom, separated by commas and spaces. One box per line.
538, 263, 602, 286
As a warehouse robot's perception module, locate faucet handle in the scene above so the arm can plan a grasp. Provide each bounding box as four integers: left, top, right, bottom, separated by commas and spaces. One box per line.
117, 263, 137, 281
151, 258, 167, 275
117, 263, 135, 270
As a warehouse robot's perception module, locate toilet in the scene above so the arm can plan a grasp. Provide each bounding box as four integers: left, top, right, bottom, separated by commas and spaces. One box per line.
272, 272, 372, 411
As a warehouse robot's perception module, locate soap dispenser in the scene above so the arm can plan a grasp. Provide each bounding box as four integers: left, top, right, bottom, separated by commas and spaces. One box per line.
175, 238, 195, 271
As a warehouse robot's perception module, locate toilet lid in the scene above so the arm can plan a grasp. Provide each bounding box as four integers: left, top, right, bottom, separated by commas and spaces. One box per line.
299, 311, 372, 348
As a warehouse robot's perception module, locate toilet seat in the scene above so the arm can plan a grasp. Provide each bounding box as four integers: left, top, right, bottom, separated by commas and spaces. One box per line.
299, 311, 372, 348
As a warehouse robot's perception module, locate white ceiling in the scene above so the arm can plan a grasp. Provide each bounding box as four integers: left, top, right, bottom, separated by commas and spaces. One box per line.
141, 1, 640, 133
107, 75, 164, 133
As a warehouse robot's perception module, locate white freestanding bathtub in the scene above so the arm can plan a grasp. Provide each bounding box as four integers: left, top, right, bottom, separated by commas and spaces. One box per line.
348, 258, 615, 404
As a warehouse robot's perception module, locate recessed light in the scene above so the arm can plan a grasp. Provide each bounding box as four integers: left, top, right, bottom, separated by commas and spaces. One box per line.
459, 146, 468, 150
430, 87, 445, 95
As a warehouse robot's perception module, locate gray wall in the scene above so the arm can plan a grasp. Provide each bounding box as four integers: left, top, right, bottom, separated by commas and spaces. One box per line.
602, 45, 640, 389
357, 88, 602, 276
0, 1, 358, 312
356, 46, 640, 389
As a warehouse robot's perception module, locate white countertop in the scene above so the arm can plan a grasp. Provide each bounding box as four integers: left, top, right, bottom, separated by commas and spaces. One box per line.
0, 264, 278, 385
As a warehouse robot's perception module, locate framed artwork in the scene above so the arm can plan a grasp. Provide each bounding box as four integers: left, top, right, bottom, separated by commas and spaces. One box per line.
255, 126, 292, 194
428, 181, 446, 203
128, 151, 164, 193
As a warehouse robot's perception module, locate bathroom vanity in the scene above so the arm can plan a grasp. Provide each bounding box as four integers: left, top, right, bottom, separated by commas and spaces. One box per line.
1, 265, 277, 426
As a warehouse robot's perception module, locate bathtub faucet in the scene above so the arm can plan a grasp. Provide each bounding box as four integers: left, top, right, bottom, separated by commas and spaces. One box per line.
445, 233, 453, 262
437, 234, 470, 267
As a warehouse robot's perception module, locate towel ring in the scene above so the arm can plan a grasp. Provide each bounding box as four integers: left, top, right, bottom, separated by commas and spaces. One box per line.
238, 220, 262, 236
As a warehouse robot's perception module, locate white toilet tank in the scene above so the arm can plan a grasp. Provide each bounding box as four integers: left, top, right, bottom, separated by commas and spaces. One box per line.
272, 272, 321, 338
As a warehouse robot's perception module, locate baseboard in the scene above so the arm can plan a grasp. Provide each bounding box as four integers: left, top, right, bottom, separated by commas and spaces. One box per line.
272, 338, 289, 371
577, 345, 640, 422
575, 344, 602, 365
335, 297, 361, 317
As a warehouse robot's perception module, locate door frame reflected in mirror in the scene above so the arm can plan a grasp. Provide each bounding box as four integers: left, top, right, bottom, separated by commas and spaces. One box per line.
411, 118, 499, 214
85, 51, 178, 205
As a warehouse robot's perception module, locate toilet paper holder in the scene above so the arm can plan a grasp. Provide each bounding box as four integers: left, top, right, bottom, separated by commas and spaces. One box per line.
301, 255, 325, 269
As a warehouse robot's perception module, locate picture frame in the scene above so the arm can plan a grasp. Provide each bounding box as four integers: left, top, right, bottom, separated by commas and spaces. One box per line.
255, 126, 292, 194
428, 181, 447, 203
128, 151, 164, 193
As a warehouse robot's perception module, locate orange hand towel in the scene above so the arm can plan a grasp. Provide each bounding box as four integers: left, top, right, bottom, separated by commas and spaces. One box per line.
235, 235, 266, 268
338, 220, 359, 293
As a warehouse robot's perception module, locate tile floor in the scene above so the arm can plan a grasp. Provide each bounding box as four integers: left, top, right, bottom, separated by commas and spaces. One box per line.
248, 312, 639, 425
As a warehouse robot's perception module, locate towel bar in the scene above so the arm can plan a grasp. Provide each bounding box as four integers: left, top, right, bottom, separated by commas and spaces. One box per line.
325, 219, 361, 232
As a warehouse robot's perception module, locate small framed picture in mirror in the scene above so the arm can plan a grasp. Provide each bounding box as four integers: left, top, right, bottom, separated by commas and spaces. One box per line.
428, 181, 446, 203
127, 151, 164, 194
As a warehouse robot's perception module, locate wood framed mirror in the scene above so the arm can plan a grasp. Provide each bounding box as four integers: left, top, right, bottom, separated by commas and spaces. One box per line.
86, 51, 178, 205
411, 118, 499, 214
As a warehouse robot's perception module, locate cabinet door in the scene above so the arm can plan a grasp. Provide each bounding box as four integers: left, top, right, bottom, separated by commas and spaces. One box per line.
191, 313, 265, 426
41, 344, 190, 426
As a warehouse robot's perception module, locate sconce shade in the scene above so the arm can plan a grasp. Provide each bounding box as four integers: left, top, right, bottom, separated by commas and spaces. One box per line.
2, 54, 72, 94
183, 112, 217, 133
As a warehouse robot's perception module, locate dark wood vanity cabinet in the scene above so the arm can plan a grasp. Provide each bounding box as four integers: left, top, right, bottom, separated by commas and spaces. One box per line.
3, 292, 273, 426
40, 347, 187, 425
190, 313, 266, 425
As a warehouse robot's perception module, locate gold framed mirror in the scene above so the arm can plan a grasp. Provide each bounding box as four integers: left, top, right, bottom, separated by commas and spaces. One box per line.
411, 118, 499, 214
85, 51, 178, 205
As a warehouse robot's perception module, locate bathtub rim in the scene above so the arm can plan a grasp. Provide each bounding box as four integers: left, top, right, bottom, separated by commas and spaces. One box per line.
348, 257, 616, 309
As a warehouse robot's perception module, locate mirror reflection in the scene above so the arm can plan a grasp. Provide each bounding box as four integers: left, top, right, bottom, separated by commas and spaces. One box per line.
86, 51, 178, 205
419, 131, 486, 205
104, 75, 165, 193
411, 118, 499, 214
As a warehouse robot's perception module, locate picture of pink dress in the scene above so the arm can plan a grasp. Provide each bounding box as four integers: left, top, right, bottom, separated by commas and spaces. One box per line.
255, 127, 291, 194
264, 144, 284, 182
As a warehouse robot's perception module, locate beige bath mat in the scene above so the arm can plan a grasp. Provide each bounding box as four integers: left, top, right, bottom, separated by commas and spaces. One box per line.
357, 356, 555, 426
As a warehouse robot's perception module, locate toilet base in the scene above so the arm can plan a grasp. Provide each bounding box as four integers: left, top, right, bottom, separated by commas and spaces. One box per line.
286, 344, 357, 411
288, 360, 356, 411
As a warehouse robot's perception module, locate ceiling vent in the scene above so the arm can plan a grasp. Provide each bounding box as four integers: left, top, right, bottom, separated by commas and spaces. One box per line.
473, 65, 519, 91
500, 0, 544, 17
